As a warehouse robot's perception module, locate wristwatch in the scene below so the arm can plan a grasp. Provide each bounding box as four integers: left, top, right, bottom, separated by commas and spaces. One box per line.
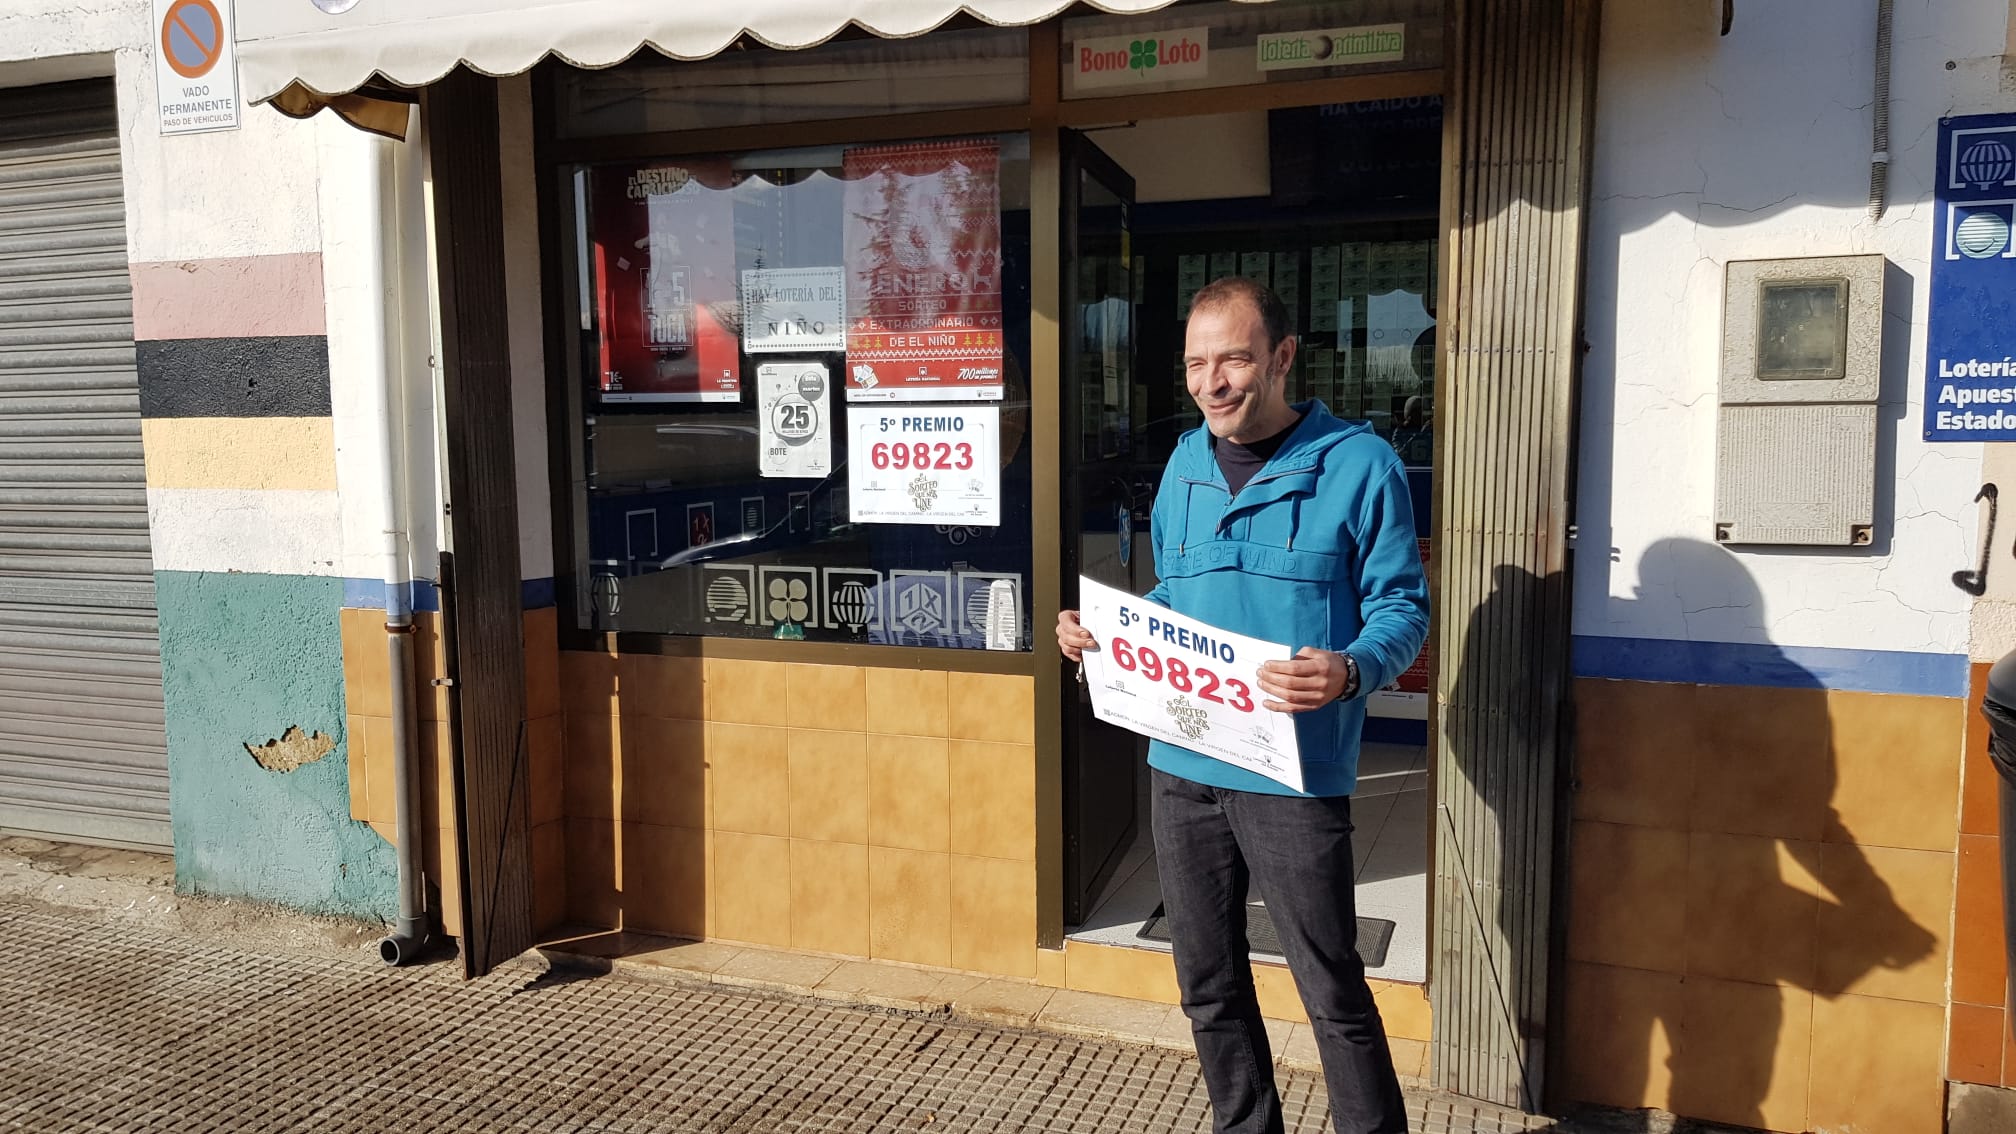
1339, 652, 1360, 701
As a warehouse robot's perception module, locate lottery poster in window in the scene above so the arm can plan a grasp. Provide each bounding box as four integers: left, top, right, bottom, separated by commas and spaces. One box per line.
757, 361, 832, 479
1076, 576, 1303, 793
591, 161, 741, 404
842, 139, 1005, 403
846, 405, 1000, 525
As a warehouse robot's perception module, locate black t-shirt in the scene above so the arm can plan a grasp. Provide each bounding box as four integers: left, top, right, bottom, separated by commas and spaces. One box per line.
1213, 413, 1305, 495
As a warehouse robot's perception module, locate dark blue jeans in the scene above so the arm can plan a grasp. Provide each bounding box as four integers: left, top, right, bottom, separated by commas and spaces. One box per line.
1152, 768, 1407, 1134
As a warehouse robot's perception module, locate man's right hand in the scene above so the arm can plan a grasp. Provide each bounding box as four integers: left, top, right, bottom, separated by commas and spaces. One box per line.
1056, 609, 1098, 662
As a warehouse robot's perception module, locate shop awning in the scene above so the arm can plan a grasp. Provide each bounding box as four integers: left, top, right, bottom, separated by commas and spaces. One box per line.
236, 0, 1216, 106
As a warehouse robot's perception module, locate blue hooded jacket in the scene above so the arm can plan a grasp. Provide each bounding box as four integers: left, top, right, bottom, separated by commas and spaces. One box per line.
1142, 401, 1429, 797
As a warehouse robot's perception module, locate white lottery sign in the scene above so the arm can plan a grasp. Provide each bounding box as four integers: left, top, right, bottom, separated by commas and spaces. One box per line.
1077, 576, 1304, 792
846, 406, 1000, 526
757, 361, 832, 479
741, 267, 845, 353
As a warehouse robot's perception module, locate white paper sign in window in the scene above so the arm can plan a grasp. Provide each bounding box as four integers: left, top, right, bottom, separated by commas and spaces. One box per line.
742, 267, 845, 353
758, 361, 833, 479
847, 406, 1000, 525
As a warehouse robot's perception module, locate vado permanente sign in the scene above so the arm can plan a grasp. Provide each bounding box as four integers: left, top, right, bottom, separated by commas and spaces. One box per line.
1072, 26, 1210, 91
152, 0, 240, 134
1257, 24, 1408, 72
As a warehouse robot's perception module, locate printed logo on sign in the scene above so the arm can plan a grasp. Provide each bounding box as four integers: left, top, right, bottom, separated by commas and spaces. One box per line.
1073, 27, 1210, 90
1951, 127, 2016, 190
908, 473, 939, 512
1256, 24, 1408, 72
1165, 695, 1211, 741
890, 572, 951, 638
1948, 202, 2016, 261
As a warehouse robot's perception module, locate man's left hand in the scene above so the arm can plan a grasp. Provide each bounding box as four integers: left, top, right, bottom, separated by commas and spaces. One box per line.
1257, 647, 1352, 713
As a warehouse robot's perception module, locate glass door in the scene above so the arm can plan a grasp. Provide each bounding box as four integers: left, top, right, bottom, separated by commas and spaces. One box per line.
1060, 131, 1141, 926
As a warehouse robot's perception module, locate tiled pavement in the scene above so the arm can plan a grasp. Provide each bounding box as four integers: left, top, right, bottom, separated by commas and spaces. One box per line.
0, 883, 1571, 1132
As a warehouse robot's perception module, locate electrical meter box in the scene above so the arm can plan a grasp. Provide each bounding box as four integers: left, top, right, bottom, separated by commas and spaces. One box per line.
1714, 254, 1885, 547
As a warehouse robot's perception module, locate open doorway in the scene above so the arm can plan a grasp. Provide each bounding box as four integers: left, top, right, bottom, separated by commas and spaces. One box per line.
1060, 97, 1441, 984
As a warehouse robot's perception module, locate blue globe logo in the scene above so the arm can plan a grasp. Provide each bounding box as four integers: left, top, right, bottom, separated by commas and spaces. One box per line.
1957, 208, 2012, 259
1960, 138, 2016, 188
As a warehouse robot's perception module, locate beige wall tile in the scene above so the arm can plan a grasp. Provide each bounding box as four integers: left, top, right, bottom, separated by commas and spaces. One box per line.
410, 613, 450, 723
564, 816, 619, 930
1064, 941, 1180, 1006
1808, 993, 1946, 1134
1956, 834, 2009, 1008
950, 854, 1037, 978
1673, 977, 1812, 1133
362, 716, 397, 827
1567, 820, 1689, 973
1683, 832, 1819, 988
620, 717, 707, 830
521, 607, 561, 722
866, 667, 949, 737
788, 729, 869, 845
1559, 961, 1684, 1111
341, 608, 390, 718
417, 719, 455, 832
628, 823, 706, 940
869, 846, 951, 968
709, 723, 791, 837
948, 740, 1037, 861
791, 839, 871, 957
532, 819, 566, 936
1812, 844, 1949, 1003
1691, 685, 1833, 843
868, 735, 950, 853
346, 714, 367, 822
1253, 963, 1309, 1025
706, 657, 780, 726
786, 663, 866, 732
713, 832, 792, 948
947, 672, 1035, 744
563, 713, 619, 821
1036, 946, 1067, 989
1371, 980, 1428, 1041
425, 826, 463, 938
529, 715, 565, 828
1572, 679, 1696, 830
560, 649, 621, 717
619, 654, 705, 721
1825, 690, 1964, 853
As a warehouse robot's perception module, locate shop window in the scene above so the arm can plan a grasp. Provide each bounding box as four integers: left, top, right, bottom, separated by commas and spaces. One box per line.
554, 27, 1029, 138
559, 136, 1035, 651
1061, 0, 1444, 100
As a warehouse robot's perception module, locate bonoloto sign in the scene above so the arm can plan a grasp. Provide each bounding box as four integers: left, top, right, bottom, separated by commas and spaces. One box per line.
1071, 26, 1211, 91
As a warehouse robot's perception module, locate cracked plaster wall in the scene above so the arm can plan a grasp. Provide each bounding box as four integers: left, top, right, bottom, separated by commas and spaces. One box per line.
1575, 0, 2011, 661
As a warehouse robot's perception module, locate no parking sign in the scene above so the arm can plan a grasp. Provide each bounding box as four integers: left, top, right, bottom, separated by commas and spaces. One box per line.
153, 0, 241, 135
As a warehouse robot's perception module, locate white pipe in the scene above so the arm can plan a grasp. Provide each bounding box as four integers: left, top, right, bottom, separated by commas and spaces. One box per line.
356, 116, 429, 965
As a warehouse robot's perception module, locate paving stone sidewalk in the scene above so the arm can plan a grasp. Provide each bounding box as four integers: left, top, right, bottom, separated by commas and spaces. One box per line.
0, 840, 1576, 1133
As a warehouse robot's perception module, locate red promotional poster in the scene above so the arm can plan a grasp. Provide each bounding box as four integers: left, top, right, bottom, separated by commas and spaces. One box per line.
592, 161, 741, 404
1394, 538, 1433, 695
842, 139, 1005, 402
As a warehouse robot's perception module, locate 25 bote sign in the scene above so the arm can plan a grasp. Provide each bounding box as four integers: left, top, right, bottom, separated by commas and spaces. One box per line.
1073, 26, 1211, 90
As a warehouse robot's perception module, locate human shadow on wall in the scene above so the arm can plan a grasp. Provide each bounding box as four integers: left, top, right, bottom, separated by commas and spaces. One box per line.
1450, 540, 1933, 1129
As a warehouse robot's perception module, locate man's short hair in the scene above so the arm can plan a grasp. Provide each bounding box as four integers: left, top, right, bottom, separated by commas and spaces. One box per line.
1190, 276, 1292, 349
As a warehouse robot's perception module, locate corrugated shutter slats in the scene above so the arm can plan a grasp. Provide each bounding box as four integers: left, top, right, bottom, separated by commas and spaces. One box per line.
0, 79, 171, 851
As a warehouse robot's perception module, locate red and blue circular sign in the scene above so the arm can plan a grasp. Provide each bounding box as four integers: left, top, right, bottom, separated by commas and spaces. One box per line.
160, 0, 227, 81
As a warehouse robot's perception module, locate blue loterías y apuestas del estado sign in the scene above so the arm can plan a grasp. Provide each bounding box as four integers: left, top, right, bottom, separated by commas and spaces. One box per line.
1926, 112, 2016, 441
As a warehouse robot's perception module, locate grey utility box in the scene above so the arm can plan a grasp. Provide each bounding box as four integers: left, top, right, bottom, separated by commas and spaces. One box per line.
1714, 254, 1885, 547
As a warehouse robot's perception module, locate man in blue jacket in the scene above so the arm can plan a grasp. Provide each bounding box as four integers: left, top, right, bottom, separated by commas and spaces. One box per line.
1057, 277, 1428, 1134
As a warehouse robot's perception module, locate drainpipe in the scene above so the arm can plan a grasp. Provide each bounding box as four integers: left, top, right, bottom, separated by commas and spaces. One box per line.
356, 120, 429, 966
1868, 0, 1894, 221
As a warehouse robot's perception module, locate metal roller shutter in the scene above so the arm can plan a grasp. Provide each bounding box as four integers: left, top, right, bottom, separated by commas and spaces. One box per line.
0, 79, 171, 851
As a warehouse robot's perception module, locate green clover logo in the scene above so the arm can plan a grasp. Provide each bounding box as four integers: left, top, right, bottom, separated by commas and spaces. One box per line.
1129, 39, 1158, 70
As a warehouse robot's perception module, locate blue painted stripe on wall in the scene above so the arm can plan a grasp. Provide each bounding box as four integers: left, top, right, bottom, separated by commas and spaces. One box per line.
340, 578, 442, 613
521, 577, 556, 610
1572, 635, 1969, 699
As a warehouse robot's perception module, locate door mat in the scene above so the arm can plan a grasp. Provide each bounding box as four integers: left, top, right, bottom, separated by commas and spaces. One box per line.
1138, 904, 1395, 970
